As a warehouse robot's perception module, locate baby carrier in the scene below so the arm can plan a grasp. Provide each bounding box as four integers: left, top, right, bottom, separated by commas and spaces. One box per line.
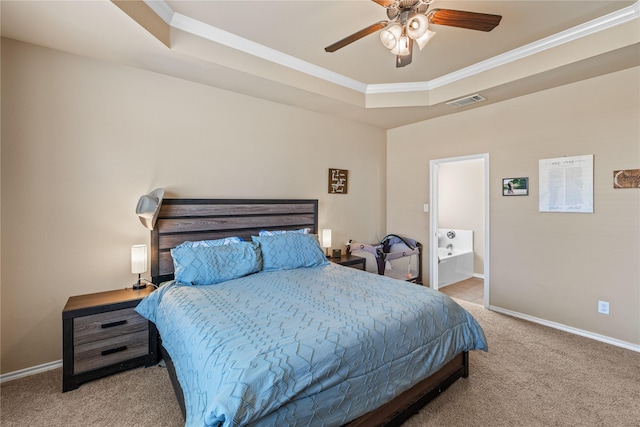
349, 234, 422, 284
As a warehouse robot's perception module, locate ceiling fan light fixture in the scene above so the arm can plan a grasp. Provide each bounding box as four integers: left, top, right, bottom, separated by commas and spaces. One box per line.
414, 28, 436, 50
326, 1, 502, 68
406, 13, 429, 39
391, 35, 411, 56
380, 23, 403, 50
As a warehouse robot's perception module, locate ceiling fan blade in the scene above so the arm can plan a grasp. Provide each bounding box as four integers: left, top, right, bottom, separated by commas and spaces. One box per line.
371, 0, 395, 7
325, 21, 388, 52
396, 39, 413, 68
429, 9, 502, 32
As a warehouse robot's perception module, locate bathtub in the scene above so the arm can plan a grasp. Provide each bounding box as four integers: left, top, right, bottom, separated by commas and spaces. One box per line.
438, 247, 474, 287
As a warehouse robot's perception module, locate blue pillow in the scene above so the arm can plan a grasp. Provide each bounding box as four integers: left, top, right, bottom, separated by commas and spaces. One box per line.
171, 241, 262, 285
177, 236, 243, 248
258, 228, 310, 236
252, 233, 328, 271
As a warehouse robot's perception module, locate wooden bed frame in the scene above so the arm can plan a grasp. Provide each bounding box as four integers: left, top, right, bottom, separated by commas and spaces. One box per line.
150, 198, 469, 426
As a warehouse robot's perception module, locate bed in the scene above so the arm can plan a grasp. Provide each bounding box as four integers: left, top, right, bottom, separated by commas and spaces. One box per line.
136, 199, 487, 426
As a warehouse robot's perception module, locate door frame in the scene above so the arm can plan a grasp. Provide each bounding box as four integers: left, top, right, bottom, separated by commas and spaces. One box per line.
429, 153, 490, 308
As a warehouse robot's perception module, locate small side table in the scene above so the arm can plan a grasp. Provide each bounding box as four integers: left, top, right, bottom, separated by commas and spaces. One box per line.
62, 287, 158, 392
331, 254, 366, 271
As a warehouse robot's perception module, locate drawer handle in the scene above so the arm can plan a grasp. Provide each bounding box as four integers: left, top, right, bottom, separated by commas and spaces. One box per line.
101, 346, 128, 356
101, 320, 127, 329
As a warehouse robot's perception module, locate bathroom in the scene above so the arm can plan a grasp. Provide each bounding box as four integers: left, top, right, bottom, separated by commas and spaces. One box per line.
434, 157, 486, 300
437, 229, 475, 287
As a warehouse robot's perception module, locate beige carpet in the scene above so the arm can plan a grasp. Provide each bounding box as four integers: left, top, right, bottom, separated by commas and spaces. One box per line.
2, 300, 639, 426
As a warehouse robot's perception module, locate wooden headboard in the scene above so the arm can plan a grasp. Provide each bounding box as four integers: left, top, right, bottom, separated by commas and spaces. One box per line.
150, 199, 319, 284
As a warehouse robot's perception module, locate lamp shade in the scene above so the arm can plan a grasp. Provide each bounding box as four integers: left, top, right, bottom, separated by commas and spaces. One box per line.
380, 23, 402, 50
414, 29, 436, 50
406, 13, 429, 40
390, 35, 411, 56
322, 229, 332, 249
131, 245, 147, 274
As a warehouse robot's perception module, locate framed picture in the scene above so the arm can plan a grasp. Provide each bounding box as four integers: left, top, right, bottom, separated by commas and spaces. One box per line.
503, 177, 528, 196
539, 155, 593, 212
328, 168, 348, 194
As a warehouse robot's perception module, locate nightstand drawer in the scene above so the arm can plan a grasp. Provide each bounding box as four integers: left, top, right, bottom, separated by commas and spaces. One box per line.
63, 287, 158, 392
74, 307, 147, 345
74, 330, 149, 374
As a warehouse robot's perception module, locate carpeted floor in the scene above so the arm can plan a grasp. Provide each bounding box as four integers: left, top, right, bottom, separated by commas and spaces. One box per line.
2, 300, 639, 426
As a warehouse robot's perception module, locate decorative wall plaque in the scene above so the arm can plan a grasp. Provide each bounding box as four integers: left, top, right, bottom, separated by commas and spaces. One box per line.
613, 169, 640, 188
328, 169, 348, 194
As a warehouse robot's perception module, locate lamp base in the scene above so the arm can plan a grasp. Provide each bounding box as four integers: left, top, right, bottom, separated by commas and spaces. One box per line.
132, 274, 147, 290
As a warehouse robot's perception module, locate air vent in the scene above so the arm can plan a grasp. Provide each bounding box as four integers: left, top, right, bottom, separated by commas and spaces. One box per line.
446, 94, 487, 108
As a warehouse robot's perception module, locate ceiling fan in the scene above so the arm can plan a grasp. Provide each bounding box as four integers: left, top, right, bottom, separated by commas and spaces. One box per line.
325, 0, 502, 67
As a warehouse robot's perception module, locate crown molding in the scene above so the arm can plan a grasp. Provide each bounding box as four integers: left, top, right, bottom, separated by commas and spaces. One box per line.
144, 0, 173, 24
145, 0, 367, 93
145, 0, 639, 97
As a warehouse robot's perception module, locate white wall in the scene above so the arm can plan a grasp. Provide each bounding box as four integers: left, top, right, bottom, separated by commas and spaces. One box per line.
0, 39, 387, 373
387, 66, 640, 346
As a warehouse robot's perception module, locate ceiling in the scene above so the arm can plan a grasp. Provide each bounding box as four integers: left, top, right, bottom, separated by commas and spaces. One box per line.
2, 1, 639, 129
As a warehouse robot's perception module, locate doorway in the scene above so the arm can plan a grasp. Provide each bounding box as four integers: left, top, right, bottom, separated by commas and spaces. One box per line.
429, 154, 490, 308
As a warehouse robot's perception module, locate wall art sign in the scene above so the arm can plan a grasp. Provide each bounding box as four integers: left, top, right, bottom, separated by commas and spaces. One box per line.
502, 177, 528, 196
539, 154, 593, 213
613, 169, 640, 188
328, 168, 348, 194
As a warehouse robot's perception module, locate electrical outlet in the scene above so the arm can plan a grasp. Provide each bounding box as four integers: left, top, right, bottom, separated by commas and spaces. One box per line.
598, 300, 610, 315
423, 204, 429, 212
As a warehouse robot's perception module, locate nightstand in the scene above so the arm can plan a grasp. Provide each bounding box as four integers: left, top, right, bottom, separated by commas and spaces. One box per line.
62, 287, 158, 392
331, 254, 366, 271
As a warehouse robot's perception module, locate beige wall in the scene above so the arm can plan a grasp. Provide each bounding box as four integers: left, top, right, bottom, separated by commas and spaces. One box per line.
388, 66, 640, 346
0, 39, 387, 374
2, 37, 638, 375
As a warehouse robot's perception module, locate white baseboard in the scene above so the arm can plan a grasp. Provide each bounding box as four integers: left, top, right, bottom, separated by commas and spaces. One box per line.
489, 305, 640, 353
473, 273, 485, 279
0, 359, 62, 384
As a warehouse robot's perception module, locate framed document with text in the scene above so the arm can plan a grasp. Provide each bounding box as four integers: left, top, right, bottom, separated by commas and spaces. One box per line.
539, 155, 593, 213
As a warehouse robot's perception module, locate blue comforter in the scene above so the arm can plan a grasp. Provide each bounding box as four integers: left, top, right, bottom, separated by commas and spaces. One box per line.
136, 263, 487, 427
